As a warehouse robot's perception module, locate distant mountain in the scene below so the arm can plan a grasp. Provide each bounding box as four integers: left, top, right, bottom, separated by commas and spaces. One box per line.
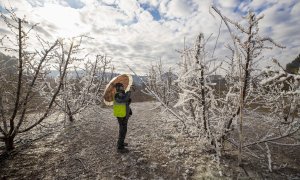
132, 74, 147, 86
0, 52, 17, 74
99, 72, 147, 86
0, 52, 148, 86
48, 70, 147, 86
103, 72, 147, 86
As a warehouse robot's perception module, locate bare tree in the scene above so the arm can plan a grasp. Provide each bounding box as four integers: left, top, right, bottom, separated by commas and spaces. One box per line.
55, 54, 112, 122
140, 6, 298, 171
244, 63, 300, 171
0, 9, 74, 151
146, 59, 178, 106
211, 6, 298, 167
174, 33, 221, 139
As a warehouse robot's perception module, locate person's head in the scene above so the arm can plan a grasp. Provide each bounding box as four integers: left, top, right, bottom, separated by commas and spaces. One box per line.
115, 83, 125, 92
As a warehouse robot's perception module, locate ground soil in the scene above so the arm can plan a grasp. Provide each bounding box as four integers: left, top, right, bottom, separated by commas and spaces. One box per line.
0, 102, 299, 179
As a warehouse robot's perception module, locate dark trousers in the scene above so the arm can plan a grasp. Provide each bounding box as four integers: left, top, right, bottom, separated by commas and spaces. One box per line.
117, 117, 128, 147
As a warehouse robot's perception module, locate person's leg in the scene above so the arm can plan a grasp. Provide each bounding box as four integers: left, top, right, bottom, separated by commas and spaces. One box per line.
123, 117, 128, 140
122, 118, 129, 147
117, 117, 123, 148
117, 117, 128, 149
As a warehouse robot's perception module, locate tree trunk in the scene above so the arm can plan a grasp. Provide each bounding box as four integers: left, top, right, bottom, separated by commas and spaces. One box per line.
238, 14, 254, 166
66, 102, 74, 122
200, 68, 207, 133
4, 136, 14, 151
68, 113, 74, 122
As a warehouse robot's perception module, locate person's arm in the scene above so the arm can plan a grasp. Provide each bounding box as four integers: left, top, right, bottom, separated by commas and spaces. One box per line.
125, 91, 131, 100
123, 91, 131, 103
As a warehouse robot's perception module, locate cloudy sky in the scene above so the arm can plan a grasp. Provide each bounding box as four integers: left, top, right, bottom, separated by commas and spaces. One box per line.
0, 0, 299, 75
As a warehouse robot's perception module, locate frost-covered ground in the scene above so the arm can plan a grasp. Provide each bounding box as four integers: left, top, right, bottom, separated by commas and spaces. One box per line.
0, 102, 299, 179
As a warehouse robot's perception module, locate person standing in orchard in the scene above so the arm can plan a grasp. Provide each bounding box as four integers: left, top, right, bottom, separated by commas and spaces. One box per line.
103, 74, 133, 152
113, 83, 132, 151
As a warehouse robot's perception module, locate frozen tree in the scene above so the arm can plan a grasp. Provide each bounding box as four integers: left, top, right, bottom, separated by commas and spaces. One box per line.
212, 6, 289, 165
0, 8, 75, 151
131, 6, 299, 171
146, 59, 178, 106
142, 33, 225, 153
142, 6, 297, 170
174, 33, 221, 140
56, 54, 112, 122
242, 62, 300, 171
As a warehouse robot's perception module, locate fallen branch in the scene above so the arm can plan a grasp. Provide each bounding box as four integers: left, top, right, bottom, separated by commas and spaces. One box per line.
75, 157, 88, 172
243, 126, 300, 148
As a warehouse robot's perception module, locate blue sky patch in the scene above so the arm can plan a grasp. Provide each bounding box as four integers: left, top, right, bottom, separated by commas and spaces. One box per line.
0, 5, 11, 14
65, 0, 85, 9
0, 5, 5, 12
233, 1, 247, 15
140, 3, 161, 21
255, 3, 273, 14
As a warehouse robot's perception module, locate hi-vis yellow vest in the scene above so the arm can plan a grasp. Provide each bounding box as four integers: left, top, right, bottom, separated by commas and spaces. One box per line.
113, 100, 126, 118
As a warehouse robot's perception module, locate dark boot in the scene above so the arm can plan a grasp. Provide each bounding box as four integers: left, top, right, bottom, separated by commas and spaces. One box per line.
117, 148, 129, 153
117, 142, 128, 149
117, 144, 125, 149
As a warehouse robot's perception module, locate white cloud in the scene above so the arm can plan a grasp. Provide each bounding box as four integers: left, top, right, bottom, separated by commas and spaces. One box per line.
33, 3, 87, 38
218, 0, 239, 8
249, 0, 278, 10
160, 0, 195, 18
291, 1, 300, 16
140, 0, 159, 7
138, 10, 153, 21
253, 1, 300, 66
118, 0, 140, 19
0, 0, 299, 74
